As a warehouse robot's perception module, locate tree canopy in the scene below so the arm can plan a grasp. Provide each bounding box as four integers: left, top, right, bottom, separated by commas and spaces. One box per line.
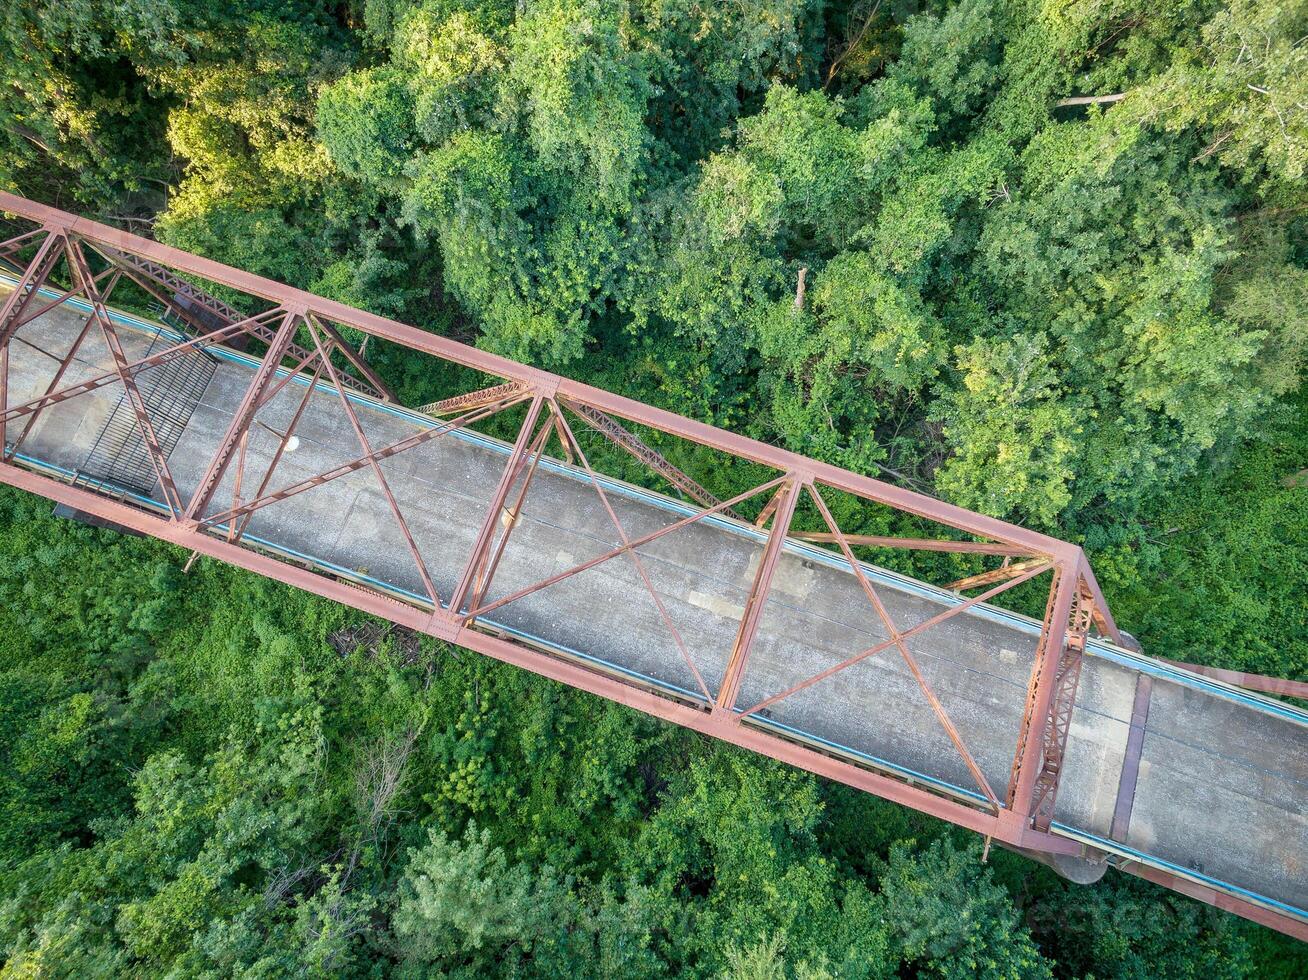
1, 0, 1306, 975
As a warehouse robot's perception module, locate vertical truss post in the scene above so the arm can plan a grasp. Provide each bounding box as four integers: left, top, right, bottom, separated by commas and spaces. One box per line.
5, 269, 123, 461
1078, 561, 1123, 646
1030, 578, 1094, 831
451, 395, 546, 617
552, 412, 574, 465
0, 230, 61, 448
65, 237, 184, 516
469, 419, 555, 611
312, 317, 396, 403
715, 476, 801, 715
228, 429, 250, 542
753, 484, 785, 528
184, 310, 301, 521
1002, 554, 1079, 833
0, 230, 62, 349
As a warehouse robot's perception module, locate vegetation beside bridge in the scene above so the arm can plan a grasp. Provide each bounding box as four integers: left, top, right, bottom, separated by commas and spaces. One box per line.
1, 0, 1305, 974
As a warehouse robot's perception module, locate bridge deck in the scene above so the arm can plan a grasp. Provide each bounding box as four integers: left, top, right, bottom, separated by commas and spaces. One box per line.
6, 286, 1307, 924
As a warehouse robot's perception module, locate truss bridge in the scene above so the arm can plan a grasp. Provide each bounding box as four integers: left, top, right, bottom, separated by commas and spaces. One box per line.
0, 192, 1304, 942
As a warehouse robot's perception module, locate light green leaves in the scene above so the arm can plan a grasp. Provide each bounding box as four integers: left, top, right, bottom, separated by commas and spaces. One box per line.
934, 334, 1084, 524
317, 68, 417, 187
1134, 0, 1308, 188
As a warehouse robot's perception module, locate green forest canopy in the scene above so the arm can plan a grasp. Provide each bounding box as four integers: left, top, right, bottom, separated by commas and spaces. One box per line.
1, 0, 1306, 975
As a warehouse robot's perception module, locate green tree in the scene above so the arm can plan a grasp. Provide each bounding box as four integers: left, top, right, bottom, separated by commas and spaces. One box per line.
933, 333, 1084, 524
0, 0, 183, 207
152, 8, 349, 286
877, 839, 1052, 980
392, 822, 577, 973
1131, 0, 1308, 189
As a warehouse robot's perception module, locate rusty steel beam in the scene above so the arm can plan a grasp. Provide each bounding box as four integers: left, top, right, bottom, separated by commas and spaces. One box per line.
228, 357, 329, 548
715, 478, 801, 714
946, 557, 1050, 592
200, 391, 529, 533
0, 192, 1082, 563
93, 245, 390, 401
1029, 584, 1094, 831
552, 402, 717, 703
65, 238, 184, 516
753, 484, 785, 528
96, 245, 246, 323
184, 311, 302, 522
228, 429, 250, 542
1001, 558, 1080, 838
449, 396, 548, 617
419, 380, 525, 417
1078, 560, 1124, 645
1158, 660, 1308, 701
740, 560, 1054, 719
0, 230, 63, 349
1003, 570, 1065, 810
310, 314, 396, 403
551, 411, 574, 465
1, 308, 270, 426
466, 475, 790, 621
1110, 673, 1153, 842
5, 269, 123, 461
468, 418, 555, 612
791, 531, 1038, 558
562, 397, 742, 521
805, 482, 1000, 807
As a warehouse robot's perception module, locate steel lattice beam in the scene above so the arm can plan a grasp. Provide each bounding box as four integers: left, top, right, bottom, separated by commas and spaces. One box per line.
420, 380, 526, 417
716, 478, 801, 714
563, 398, 742, 521
1030, 583, 1094, 831
93, 243, 390, 401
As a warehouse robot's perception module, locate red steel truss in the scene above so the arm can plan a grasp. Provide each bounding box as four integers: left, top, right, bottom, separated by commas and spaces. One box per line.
0, 192, 1303, 943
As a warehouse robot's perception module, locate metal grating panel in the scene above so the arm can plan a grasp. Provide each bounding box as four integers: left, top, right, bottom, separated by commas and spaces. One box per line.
79, 331, 217, 495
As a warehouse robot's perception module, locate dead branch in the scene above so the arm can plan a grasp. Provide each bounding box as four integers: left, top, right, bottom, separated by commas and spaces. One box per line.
1056, 93, 1128, 107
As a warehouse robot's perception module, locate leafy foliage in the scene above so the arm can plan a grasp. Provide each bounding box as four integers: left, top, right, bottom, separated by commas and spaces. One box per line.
2, 0, 1307, 975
